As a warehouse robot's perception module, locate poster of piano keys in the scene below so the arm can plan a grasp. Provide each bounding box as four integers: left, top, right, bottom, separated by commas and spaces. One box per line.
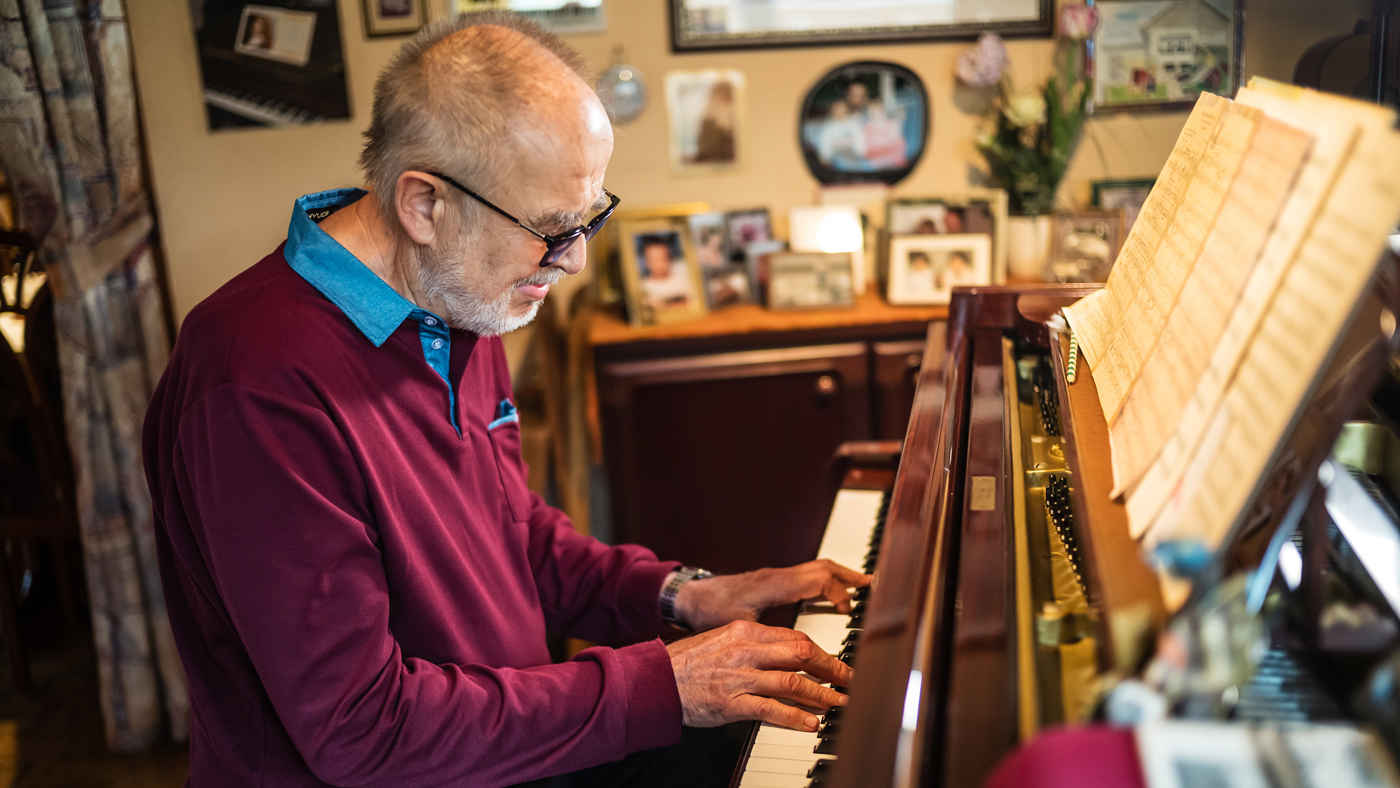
191, 0, 351, 130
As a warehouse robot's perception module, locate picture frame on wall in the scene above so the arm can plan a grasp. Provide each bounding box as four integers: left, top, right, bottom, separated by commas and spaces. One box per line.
799, 61, 928, 187
446, 0, 605, 33
362, 0, 428, 37
669, 0, 1053, 51
1088, 0, 1244, 112
619, 219, 708, 326
767, 252, 856, 310
666, 70, 745, 171
1091, 177, 1156, 230
1046, 211, 1125, 283
885, 190, 1008, 284
234, 5, 318, 66
887, 235, 992, 306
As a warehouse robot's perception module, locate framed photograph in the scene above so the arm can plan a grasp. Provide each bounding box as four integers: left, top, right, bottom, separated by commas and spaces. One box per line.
886, 190, 1008, 283
687, 212, 730, 270
1046, 211, 1125, 283
744, 239, 787, 303
363, 0, 427, 37
669, 0, 1052, 51
799, 61, 928, 186
234, 5, 317, 66
446, 1, 605, 33
767, 253, 856, 310
1091, 177, 1156, 230
703, 267, 756, 309
724, 208, 774, 258
619, 219, 707, 326
666, 70, 744, 171
887, 235, 992, 306
1089, 0, 1244, 112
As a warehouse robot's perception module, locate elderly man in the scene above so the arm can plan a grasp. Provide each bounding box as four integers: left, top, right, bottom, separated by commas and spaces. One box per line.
143, 12, 867, 788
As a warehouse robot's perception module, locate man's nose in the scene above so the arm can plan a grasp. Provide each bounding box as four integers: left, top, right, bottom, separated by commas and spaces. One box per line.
552, 238, 588, 276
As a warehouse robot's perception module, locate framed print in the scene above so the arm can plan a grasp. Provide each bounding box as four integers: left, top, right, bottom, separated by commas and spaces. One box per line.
703, 267, 756, 309
591, 202, 708, 306
446, 0, 605, 33
1091, 177, 1156, 229
724, 208, 774, 259
887, 235, 992, 306
744, 239, 787, 303
619, 219, 707, 326
234, 5, 317, 66
799, 61, 928, 187
1046, 211, 1125, 283
687, 212, 730, 270
667, 70, 744, 171
1089, 0, 1244, 112
363, 0, 427, 37
886, 189, 1008, 283
767, 253, 855, 310
669, 0, 1053, 52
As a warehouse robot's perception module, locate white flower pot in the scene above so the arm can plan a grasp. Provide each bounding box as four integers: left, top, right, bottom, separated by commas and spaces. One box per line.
1006, 214, 1052, 281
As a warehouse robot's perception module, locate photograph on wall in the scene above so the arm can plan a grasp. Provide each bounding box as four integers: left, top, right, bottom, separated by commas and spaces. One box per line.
1090, 0, 1242, 111
1046, 211, 1124, 283
362, 0, 428, 36
666, 70, 744, 171
799, 61, 928, 186
767, 252, 855, 310
448, 0, 605, 32
887, 234, 991, 306
619, 219, 707, 326
192, 0, 351, 130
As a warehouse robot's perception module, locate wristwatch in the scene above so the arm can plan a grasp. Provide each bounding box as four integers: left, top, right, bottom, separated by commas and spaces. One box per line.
659, 566, 713, 630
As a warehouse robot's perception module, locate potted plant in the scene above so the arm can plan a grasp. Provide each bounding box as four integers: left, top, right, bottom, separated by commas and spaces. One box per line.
957, 5, 1098, 279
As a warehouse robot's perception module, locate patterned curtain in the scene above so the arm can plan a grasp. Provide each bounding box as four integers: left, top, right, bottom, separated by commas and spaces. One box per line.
0, 0, 187, 751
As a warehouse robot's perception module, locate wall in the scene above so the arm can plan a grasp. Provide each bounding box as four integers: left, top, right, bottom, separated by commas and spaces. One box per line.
127, 0, 1372, 324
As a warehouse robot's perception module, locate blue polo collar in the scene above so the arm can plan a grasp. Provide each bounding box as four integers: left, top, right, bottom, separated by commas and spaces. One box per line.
285, 188, 418, 348
284, 188, 461, 434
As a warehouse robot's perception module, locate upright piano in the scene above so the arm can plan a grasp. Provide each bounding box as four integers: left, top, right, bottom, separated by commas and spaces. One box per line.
732, 276, 1400, 787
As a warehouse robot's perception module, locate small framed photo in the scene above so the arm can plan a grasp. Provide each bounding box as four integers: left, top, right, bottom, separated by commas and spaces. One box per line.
1091, 177, 1156, 230
744, 239, 787, 303
1090, 0, 1244, 113
235, 5, 318, 66
887, 235, 992, 306
885, 190, 1008, 283
687, 212, 730, 270
724, 208, 774, 260
666, 70, 744, 171
363, 0, 427, 37
446, 1, 605, 33
1046, 211, 1125, 283
703, 267, 756, 309
767, 252, 856, 310
619, 219, 707, 326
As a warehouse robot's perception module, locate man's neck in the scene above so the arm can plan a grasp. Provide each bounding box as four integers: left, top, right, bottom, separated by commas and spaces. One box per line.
319, 193, 434, 310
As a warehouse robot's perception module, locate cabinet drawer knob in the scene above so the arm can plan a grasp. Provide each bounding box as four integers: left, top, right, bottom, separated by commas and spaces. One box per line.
815, 374, 838, 397
907, 353, 922, 369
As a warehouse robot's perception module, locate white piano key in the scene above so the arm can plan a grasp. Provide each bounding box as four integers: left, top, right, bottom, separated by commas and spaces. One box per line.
739, 772, 809, 788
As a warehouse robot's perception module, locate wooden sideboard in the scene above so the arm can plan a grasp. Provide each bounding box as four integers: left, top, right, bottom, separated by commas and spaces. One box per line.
589, 293, 947, 574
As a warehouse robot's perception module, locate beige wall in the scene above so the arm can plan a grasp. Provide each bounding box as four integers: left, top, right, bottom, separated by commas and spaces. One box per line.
128, 0, 1369, 323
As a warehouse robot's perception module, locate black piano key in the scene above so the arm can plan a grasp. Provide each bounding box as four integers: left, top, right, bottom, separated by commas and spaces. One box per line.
814, 737, 840, 755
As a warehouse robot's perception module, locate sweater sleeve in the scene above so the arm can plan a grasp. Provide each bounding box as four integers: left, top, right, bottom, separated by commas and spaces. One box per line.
523, 494, 681, 645
174, 384, 681, 786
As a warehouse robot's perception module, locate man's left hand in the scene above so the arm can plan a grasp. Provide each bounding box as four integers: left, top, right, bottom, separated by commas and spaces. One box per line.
673, 560, 871, 632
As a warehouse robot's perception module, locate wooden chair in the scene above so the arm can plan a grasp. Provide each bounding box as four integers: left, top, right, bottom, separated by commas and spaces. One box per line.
0, 230, 81, 691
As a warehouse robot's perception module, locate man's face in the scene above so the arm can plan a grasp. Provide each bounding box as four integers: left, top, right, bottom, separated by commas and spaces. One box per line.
644, 243, 671, 278
421, 94, 614, 336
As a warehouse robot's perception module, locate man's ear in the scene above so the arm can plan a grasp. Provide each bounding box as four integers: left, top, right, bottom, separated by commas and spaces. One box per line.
395, 171, 448, 245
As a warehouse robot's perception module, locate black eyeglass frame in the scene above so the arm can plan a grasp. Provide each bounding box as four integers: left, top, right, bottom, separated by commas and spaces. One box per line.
428, 171, 620, 267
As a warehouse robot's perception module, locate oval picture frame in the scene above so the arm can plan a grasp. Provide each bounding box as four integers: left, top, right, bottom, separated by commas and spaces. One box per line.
798, 60, 929, 186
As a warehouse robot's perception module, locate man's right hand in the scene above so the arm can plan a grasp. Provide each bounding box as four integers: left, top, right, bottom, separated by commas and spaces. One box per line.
666, 619, 853, 732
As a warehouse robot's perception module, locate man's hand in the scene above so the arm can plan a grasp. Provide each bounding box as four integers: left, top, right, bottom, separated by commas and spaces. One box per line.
673, 559, 870, 632
667, 620, 853, 731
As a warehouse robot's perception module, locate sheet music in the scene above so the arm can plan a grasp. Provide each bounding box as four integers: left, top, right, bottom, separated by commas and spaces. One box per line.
1106, 115, 1314, 496
1075, 98, 1251, 423
1065, 93, 1227, 379
1134, 90, 1400, 548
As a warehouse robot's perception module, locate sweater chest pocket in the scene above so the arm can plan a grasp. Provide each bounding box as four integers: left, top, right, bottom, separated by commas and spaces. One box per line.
486, 399, 530, 522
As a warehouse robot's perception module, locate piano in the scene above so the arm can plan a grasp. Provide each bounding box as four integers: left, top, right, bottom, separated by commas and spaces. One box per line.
732, 276, 1400, 787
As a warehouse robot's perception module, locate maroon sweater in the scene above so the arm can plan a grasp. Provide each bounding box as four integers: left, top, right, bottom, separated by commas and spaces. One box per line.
143, 191, 682, 787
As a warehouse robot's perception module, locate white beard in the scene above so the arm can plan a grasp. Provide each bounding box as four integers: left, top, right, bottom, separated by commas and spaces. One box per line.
415, 246, 558, 336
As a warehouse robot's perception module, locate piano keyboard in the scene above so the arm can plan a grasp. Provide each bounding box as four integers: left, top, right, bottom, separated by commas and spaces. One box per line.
736, 487, 889, 788
203, 88, 325, 126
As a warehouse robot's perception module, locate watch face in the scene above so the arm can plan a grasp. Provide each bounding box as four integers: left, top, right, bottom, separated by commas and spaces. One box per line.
597, 63, 646, 124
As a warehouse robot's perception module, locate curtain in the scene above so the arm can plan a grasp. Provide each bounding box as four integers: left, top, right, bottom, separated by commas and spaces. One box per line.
0, 0, 187, 751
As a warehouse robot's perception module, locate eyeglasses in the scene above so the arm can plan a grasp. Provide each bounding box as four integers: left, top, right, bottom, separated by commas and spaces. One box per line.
428, 171, 620, 267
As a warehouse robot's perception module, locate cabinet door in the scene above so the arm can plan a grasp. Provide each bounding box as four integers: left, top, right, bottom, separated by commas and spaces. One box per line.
872, 322, 946, 440
598, 343, 870, 575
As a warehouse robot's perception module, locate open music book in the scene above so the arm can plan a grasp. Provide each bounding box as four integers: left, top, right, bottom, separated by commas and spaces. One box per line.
1064, 78, 1400, 558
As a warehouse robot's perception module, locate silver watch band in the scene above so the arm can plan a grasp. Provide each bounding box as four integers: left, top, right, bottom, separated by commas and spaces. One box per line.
659, 566, 713, 629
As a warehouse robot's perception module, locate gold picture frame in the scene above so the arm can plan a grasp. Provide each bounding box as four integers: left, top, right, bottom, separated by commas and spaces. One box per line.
618, 218, 708, 327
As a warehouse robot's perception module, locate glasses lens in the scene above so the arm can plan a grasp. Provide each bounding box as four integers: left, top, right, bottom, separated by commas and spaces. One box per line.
584, 196, 618, 240
540, 235, 580, 266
